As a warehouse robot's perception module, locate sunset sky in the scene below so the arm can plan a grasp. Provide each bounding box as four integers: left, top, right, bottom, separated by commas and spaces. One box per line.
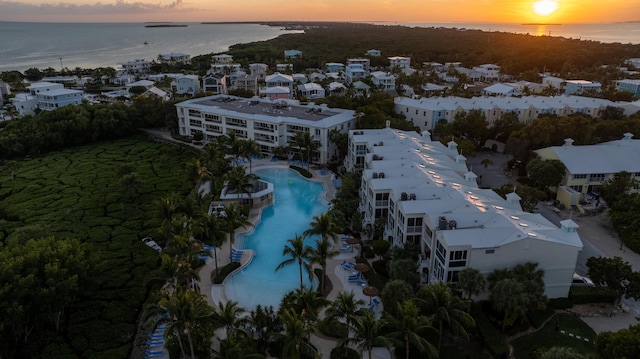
0, 0, 638, 23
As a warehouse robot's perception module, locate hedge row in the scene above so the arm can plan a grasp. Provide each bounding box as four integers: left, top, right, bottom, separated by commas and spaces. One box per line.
569, 286, 619, 304
289, 165, 313, 178
471, 303, 509, 358
213, 262, 241, 284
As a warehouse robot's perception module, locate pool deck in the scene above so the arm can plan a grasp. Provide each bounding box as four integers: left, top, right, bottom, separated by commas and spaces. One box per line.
196, 159, 390, 358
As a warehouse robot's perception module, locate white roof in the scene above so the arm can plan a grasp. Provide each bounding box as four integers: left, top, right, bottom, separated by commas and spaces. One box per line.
126, 80, 155, 87
298, 83, 323, 91
38, 88, 83, 96
265, 72, 293, 83
536, 136, 640, 174
261, 86, 290, 94
483, 83, 516, 95
27, 82, 63, 89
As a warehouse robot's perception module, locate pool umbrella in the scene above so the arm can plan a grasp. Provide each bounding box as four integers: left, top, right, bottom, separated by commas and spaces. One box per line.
354, 263, 369, 274
346, 236, 359, 252
362, 286, 379, 305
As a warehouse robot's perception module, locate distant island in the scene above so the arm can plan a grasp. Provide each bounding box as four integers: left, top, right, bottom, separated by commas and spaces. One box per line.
144, 24, 188, 28
521, 23, 562, 25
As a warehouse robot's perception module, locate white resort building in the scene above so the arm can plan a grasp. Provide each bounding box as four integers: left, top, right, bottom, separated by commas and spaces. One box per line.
345, 127, 584, 298
176, 95, 357, 163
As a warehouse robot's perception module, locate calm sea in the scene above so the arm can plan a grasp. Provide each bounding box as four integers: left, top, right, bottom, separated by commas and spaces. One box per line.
0, 22, 299, 72
0, 21, 638, 73
374, 22, 640, 45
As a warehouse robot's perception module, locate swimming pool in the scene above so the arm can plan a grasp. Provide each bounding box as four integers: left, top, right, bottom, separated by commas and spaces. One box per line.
224, 167, 329, 310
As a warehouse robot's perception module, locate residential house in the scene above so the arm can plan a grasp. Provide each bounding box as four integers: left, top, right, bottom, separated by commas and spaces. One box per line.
352, 81, 371, 97
565, 80, 602, 96
308, 72, 326, 82
292, 73, 307, 84
203, 73, 227, 95
423, 62, 445, 72
327, 82, 346, 96
212, 54, 234, 64
264, 72, 294, 98
534, 133, 640, 208
176, 94, 356, 163
346, 64, 368, 83
325, 63, 345, 73
276, 64, 293, 73
421, 83, 447, 97
120, 59, 151, 75
159, 52, 191, 65
25, 82, 84, 112
370, 71, 396, 91
284, 50, 303, 60
388, 56, 411, 70
11, 94, 37, 116
142, 87, 169, 101
0, 80, 10, 100
260, 86, 289, 100
297, 83, 325, 99
41, 76, 79, 85
366, 49, 381, 57
345, 127, 584, 298
617, 79, 640, 97
482, 83, 519, 97
473, 64, 501, 82
249, 63, 269, 81
347, 58, 371, 72
174, 75, 200, 96
233, 75, 259, 95
126, 80, 155, 90
542, 76, 565, 91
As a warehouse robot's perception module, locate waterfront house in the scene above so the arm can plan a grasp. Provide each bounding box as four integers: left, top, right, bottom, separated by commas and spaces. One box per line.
347, 58, 371, 72
212, 54, 234, 64
345, 64, 368, 83
352, 81, 371, 97
249, 63, 269, 81
482, 83, 519, 97
276, 63, 293, 73
260, 86, 290, 100
159, 52, 191, 65
345, 127, 583, 299
473, 64, 501, 82
175, 94, 356, 163
174, 75, 200, 96
25, 82, 85, 112
232, 75, 259, 95
371, 71, 396, 91
203, 73, 227, 95
325, 62, 345, 73
265, 72, 294, 96
120, 59, 151, 75
327, 82, 347, 96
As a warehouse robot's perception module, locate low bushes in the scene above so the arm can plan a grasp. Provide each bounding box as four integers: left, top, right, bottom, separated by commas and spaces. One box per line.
569, 286, 618, 304
289, 165, 312, 178
317, 317, 347, 339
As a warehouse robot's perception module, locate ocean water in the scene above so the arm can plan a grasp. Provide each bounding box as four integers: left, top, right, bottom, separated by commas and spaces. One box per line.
0, 22, 299, 72
1, 21, 637, 73
374, 22, 640, 45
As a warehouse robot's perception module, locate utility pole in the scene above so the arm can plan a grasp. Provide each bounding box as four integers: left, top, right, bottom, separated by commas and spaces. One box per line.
60, 57, 64, 72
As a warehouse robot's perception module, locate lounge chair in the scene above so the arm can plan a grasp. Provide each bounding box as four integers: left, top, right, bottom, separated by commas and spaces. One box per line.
355, 279, 368, 286
348, 273, 361, 281
339, 246, 352, 253
146, 339, 164, 347
372, 297, 381, 306
148, 332, 164, 339
145, 349, 164, 357
340, 261, 355, 270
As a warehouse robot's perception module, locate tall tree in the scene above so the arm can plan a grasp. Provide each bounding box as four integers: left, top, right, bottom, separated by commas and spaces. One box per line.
221, 202, 253, 253
386, 300, 438, 359
276, 234, 315, 290
326, 291, 366, 340
294, 131, 321, 169
587, 256, 636, 305
526, 158, 566, 191
274, 308, 320, 359
304, 213, 340, 294
224, 166, 257, 202
280, 287, 329, 325
338, 310, 390, 359
457, 267, 486, 302
194, 213, 225, 273
240, 139, 262, 174
213, 300, 247, 339
417, 283, 475, 352
490, 278, 529, 331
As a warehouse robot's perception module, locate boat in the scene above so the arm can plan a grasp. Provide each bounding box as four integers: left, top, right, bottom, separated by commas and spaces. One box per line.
142, 237, 162, 252
144, 41, 149, 45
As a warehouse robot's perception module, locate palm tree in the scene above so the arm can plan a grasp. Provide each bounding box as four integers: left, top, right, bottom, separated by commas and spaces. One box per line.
310, 237, 339, 295
224, 166, 257, 203
213, 300, 247, 339
339, 310, 390, 359
325, 291, 365, 339
280, 287, 329, 324
148, 288, 214, 359
185, 158, 211, 191
156, 192, 183, 236
386, 300, 438, 359
418, 283, 475, 352
273, 308, 320, 359
304, 213, 340, 294
194, 213, 225, 273
212, 333, 264, 359
221, 202, 253, 253
155, 253, 201, 291
294, 131, 321, 170
275, 234, 315, 290
240, 139, 262, 174
457, 267, 486, 302
490, 278, 529, 332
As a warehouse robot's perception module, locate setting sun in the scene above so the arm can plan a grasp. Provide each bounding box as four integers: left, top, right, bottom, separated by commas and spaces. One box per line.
533, 0, 559, 16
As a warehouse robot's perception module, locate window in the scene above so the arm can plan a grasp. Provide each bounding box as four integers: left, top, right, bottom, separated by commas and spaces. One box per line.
435, 240, 446, 264
485, 249, 495, 254
573, 174, 587, 179
447, 270, 460, 283
570, 185, 583, 192
449, 250, 467, 268
315, 128, 321, 136
589, 173, 606, 182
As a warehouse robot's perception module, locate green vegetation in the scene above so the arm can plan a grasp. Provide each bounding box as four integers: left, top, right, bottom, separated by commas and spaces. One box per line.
213, 262, 242, 284
511, 313, 596, 359
0, 138, 194, 358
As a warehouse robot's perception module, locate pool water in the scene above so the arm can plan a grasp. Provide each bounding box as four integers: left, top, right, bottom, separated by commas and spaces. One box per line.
224, 167, 329, 310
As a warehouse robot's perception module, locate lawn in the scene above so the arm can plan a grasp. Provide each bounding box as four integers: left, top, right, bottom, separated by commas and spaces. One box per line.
511, 313, 596, 359
0, 137, 195, 358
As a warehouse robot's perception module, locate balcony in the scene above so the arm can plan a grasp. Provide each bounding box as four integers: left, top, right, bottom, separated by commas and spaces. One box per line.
418, 254, 430, 269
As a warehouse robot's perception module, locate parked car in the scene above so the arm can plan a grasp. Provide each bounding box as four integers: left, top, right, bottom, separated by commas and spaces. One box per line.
572, 272, 595, 287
